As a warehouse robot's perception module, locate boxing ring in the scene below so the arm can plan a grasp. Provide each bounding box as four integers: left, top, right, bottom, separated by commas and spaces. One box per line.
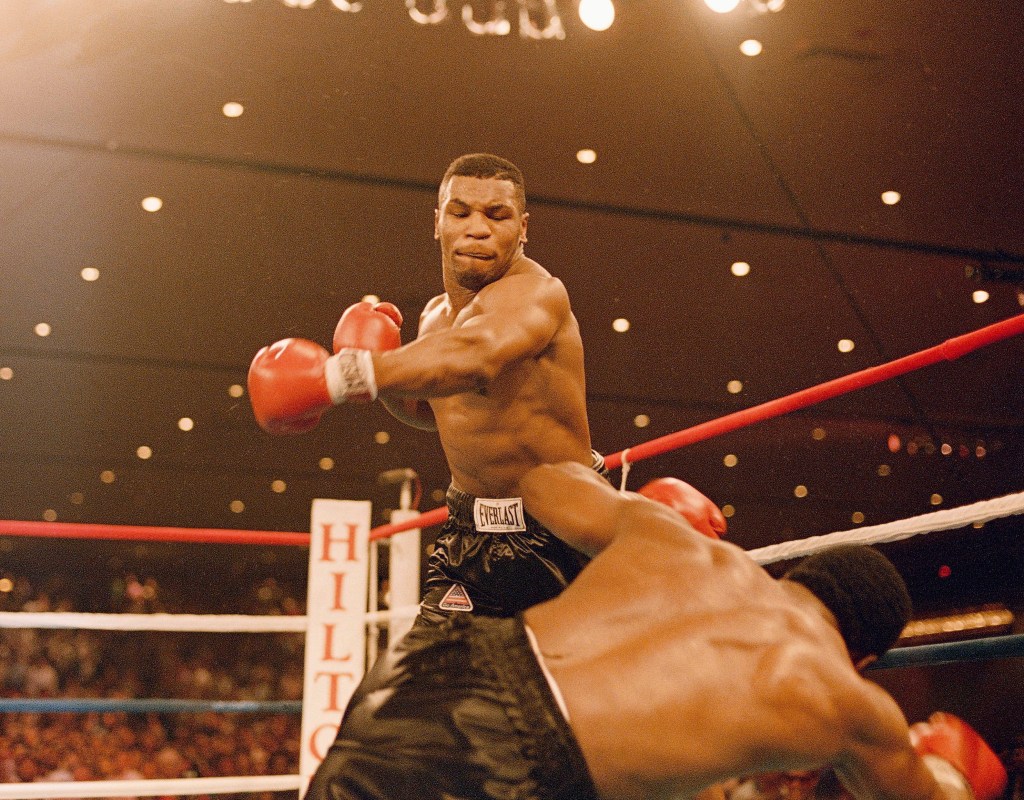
1, 313, 1023, 798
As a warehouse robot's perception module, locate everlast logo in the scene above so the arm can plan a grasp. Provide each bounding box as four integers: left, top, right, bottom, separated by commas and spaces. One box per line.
473, 497, 527, 533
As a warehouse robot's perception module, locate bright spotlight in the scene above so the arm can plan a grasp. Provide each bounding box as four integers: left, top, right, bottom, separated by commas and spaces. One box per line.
579, 0, 614, 30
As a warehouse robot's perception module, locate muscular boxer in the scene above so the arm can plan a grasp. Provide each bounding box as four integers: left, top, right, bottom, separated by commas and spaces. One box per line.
251, 153, 724, 622
304, 462, 1007, 800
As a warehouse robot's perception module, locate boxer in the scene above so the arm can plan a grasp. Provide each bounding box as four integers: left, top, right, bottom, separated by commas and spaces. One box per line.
250, 154, 724, 623
304, 461, 1006, 800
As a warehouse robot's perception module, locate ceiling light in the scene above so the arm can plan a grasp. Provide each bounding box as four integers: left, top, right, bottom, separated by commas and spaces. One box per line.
100, 470, 116, 484
723, 454, 738, 467
881, 190, 901, 206
811, 427, 826, 440
374, 431, 391, 444
141, 196, 163, 213
136, 446, 153, 460
940, 443, 952, 455
81, 267, 100, 281
721, 504, 735, 518
271, 480, 287, 493
361, 294, 380, 304
793, 484, 808, 498
877, 464, 891, 476
727, 379, 743, 394
739, 39, 762, 56
43, 509, 57, 522
633, 414, 650, 428
730, 261, 750, 277
228, 384, 245, 398
705, 0, 740, 12
576, 149, 597, 164
578, 0, 614, 31
837, 339, 855, 353
319, 457, 335, 471
178, 417, 195, 431
612, 317, 630, 332
930, 493, 943, 506
851, 512, 865, 524
70, 492, 84, 505
222, 101, 244, 118
34, 323, 51, 337
230, 500, 245, 513
0, 367, 12, 380
972, 290, 989, 304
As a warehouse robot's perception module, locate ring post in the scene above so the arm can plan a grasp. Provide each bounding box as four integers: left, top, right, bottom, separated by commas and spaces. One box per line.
299, 498, 372, 794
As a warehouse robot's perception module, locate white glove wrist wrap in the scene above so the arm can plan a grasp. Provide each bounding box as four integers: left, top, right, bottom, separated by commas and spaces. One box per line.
922, 755, 975, 800
324, 349, 378, 404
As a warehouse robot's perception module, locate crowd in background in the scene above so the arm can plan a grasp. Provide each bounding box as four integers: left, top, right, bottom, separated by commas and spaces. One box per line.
2, 560, 1023, 800
0, 565, 304, 796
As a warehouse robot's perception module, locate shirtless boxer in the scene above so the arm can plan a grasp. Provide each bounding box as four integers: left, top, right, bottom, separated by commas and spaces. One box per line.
303, 462, 1006, 800
249, 154, 724, 622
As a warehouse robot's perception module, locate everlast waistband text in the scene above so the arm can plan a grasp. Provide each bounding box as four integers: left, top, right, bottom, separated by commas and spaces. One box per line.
473, 497, 527, 533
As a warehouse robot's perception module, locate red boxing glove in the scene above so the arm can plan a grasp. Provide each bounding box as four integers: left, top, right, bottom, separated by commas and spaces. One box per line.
248, 338, 333, 435
248, 338, 378, 434
636, 477, 727, 539
910, 712, 1007, 800
333, 301, 403, 354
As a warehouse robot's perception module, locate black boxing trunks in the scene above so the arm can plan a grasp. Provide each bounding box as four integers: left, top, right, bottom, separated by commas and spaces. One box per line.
304, 615, 599, 800
418, 451, 609, 624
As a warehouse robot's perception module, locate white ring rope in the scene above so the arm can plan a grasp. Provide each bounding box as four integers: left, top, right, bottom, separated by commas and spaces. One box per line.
0, 612, 308, 632
0, 607, 422, 632
0, 775, 301, 799
748, 490, 1024, 565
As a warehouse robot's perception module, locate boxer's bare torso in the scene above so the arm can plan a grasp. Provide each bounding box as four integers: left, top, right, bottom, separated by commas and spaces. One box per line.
519, 464, 942, 800
419, 260, 591, 497
373, 174, 592, 496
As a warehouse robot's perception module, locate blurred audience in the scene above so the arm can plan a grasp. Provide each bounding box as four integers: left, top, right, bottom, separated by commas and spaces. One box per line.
0, 570, 304, 790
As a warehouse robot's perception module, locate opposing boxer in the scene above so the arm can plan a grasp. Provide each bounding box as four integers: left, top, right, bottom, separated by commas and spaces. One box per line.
304, 461, 1007, 800
250, 154, 727, 623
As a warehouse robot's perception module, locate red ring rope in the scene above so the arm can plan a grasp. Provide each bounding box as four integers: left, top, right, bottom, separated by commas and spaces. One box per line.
370, 312, 1024, 539
0, 520, 309, 546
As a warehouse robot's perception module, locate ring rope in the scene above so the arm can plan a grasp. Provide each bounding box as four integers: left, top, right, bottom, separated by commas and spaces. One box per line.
1, 632, 1019, 718
369, 312, 1024, 540
747, 490, 1024, 565
0, 775, 301, 800
0, 611, 307, 632
0, 520, 310, 545
871, 633, 1024, 671
0, 698, 301, 714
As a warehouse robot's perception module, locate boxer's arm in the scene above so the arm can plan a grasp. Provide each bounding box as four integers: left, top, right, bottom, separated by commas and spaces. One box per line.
834, 688, 951, 800
518, 462, 639, 556
378, 301, 440, 430
372, 273, 569, 397
379, 396, 438, 431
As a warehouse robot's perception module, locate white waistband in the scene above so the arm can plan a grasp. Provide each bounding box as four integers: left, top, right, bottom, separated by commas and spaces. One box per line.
523, 622, 571, 723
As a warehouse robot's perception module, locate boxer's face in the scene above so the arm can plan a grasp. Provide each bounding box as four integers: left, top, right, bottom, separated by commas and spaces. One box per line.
435, 175, 528, 291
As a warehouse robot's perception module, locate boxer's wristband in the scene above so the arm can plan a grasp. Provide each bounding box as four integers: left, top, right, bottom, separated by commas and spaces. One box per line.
324, 348, 378, 403
922, 755, 974, 800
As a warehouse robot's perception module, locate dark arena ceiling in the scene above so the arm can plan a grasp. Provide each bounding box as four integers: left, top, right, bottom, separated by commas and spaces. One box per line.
1, 0, 1023, 630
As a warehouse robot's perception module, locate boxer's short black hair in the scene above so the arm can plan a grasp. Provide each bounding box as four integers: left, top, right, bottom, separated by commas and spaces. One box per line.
441, 154, 526, 211
784, 545, 912, 660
